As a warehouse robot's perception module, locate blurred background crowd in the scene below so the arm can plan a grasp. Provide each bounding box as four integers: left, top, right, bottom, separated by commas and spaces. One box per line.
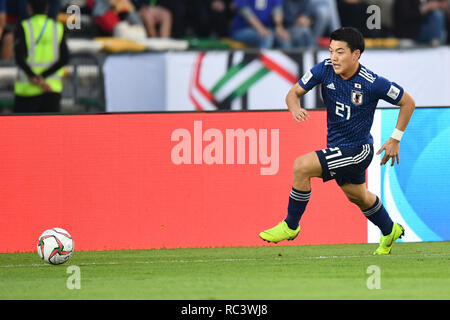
0, 0, 449, 114
1, 0, 449, 61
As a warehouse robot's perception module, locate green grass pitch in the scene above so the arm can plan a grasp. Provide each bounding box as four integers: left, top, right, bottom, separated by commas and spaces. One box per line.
1, 242, 449, 300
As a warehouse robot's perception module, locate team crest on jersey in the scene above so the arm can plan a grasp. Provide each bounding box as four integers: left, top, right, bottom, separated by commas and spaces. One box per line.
351, 90, 363, 106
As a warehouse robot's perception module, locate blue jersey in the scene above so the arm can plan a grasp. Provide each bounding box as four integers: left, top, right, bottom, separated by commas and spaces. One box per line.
231, 0, 283, 35
299, 59, 404, 148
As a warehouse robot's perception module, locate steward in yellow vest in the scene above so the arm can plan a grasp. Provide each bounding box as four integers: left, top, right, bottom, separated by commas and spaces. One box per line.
14, 0, 69, 113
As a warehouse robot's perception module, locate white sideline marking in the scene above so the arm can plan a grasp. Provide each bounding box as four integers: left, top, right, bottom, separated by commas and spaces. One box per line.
0, 253, 448, 269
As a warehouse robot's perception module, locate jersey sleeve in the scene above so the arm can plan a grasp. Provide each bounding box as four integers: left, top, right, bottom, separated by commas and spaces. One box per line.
373, 76, 404, 105
298, 60, 326, 91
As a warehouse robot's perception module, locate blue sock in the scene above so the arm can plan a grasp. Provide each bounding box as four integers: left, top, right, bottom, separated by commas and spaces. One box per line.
362, 197, 394, 236
284, 187, 311, 230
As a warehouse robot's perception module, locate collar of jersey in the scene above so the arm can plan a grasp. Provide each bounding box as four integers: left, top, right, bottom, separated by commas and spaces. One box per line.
339, 63, 361, 81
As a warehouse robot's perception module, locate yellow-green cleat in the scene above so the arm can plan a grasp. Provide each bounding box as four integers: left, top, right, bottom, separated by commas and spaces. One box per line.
259, 221, 300, 244
373, 223, 405, 255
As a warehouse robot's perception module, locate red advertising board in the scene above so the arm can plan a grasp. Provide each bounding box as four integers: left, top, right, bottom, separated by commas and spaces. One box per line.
0, 111, 366, 252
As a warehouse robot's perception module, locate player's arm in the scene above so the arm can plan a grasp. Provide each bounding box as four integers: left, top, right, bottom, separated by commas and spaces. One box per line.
289, 60, 325, 122
377, 90, 416, 166
286, 82, 309, 122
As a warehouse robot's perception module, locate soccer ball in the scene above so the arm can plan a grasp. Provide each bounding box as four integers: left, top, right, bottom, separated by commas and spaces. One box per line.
37, 228, 74, 265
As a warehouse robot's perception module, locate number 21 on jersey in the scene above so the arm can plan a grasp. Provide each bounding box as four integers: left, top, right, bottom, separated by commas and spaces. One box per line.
335, 102, 351, 120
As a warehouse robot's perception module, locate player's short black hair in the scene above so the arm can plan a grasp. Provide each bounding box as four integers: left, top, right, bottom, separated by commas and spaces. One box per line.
27, 0, 49, 14
330, 27, 365, 55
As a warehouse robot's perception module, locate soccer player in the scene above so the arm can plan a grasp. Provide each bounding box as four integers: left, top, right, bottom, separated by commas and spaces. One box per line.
259, 27, 416, 255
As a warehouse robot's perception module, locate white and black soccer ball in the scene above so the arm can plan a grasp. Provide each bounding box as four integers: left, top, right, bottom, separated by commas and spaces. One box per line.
37, 228, 74, 265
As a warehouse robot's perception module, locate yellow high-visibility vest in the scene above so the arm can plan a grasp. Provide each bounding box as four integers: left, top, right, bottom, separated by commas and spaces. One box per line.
15, 14, 65, 96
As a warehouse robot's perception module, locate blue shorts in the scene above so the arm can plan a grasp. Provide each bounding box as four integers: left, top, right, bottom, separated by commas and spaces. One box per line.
315, 144, 374, 186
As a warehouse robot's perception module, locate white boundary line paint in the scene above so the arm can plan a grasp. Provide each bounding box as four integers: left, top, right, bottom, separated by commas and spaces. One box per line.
1, 253, 448, 269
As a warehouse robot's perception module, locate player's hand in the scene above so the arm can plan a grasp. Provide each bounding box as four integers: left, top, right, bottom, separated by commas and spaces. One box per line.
290, 107, 309, 122
377, 138, 400, 166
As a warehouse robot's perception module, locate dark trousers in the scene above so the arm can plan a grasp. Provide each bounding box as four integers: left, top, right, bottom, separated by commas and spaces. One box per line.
166, 0, 232, 38
14, 93, 61, 113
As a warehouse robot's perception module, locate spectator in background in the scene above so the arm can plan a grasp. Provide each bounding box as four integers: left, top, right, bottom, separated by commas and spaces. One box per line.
14, 0, 69, 113
165, 0, 210, 38
166, 0, 234, 39
230, 0, 291, 49
446, 0, 450, 44
310, 0, 341, 38
4, 0, 26, 23
88, 0, 146, 42
6, 0, 60, 21
337, 0, 369, 37
0, 0, 5, 35
394, 0, 447, 46
1, 0, 61, 60
132, 0, 172, 38
209, 0, 235, 38
46, 0, 61, 19
0, 0, 14, 59
283, 0, 316, 48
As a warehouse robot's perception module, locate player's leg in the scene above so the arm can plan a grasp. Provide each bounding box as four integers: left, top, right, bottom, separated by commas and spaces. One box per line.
339, 182, 377, 210
292, 151, 323, 190
340, 183, 393, 234
339, 183, 404, 254
286, 151, 323, 228
259, 151, 322, 243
